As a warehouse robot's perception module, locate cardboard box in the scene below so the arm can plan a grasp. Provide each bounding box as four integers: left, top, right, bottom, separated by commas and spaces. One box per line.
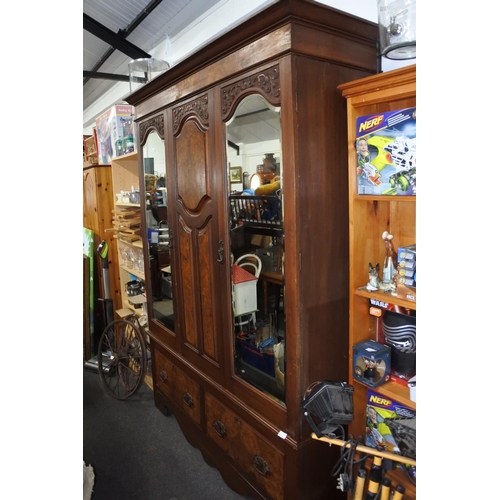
377, 309, 416, 381
353, 339, 391, 388
365, 388, 416, 459
355, 107, 416, 196
95, 105, 134, 164
397, 267, 415, 279
396, 283, 416, 302
397, 244, 416, 263
256, 246, 281, 272
408, 376, 416, 403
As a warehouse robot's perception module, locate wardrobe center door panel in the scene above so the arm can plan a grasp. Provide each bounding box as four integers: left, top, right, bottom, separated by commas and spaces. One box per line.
177, 120, 208, 210
171, 95, 223, 381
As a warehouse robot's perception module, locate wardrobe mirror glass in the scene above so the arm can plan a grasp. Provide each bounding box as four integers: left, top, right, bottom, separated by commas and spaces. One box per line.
142, 130, 175, 332
226, 93, 285, 405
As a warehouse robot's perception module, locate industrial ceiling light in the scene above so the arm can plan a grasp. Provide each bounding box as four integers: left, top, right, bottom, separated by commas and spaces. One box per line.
128, 58, 170, 95
377, 0, 416, 60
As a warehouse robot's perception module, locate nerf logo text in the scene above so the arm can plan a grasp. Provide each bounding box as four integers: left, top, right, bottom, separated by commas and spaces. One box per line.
359, 115, 384, 133
369, 394, 392, 407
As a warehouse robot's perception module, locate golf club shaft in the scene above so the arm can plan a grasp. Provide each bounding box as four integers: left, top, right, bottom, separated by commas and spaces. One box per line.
353, 468, 366, 500
364, 456, 383, 500
393, 484, 405, 500
380, 477, 391, 500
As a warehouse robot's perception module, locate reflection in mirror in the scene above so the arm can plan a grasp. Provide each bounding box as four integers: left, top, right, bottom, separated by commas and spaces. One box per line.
226, 94, 285, 405
142, 131, 175, 331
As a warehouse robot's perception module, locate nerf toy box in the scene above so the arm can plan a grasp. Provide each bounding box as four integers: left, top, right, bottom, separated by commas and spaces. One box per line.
355, 107, 416, 196
365, 389, 416, 461
95, 105, 135, 164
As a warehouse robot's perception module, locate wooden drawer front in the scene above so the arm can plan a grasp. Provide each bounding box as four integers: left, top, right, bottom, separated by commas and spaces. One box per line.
205, 392, 284, 500
154, 350, 201, 426
157, 249, 170, 268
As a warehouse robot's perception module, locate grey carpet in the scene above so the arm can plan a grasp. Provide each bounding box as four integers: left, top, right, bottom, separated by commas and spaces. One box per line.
83, 366, 249, 500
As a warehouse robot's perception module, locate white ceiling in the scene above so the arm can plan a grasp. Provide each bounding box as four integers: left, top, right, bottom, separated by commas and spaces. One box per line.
83, 0, 414, 134
83, 0, 223, 114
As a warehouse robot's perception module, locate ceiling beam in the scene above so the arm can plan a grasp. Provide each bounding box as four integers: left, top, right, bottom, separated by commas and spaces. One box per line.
83, 71, 149, 84
83, 0, 163, 85
84, 13, 151, 60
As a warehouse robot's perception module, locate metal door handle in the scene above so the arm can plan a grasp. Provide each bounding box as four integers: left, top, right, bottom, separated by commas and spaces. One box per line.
217, 239, 224, 263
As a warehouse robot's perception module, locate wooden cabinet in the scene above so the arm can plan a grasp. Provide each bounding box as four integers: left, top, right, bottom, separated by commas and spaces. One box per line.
108, 151, 147, 316
83, 164, 121, 342
126, 1, 380, 498
339, 64, 416, 499
83, 130, 99, 165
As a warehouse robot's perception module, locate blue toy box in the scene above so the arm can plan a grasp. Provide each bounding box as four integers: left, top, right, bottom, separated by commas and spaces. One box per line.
353, 339, 391, 388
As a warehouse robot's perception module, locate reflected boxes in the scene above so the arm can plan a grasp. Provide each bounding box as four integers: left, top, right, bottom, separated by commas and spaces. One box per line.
238, 337, 276, 377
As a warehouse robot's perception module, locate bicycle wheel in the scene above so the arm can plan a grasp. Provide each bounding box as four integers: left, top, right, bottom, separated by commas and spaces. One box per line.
97, 318, 147, 400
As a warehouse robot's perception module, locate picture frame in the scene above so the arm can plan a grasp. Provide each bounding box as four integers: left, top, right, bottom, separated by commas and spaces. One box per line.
229, 166, 242, 184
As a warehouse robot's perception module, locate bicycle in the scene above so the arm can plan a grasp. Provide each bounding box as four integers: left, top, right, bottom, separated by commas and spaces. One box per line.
97, 313, 148, 400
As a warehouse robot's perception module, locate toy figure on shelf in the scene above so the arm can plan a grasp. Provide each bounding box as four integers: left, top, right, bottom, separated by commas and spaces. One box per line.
382, 231, 397, 283
392, 264, 401, 293
363, 357, 378, 381
366, 263, 381, 291
361, 263, 396, 294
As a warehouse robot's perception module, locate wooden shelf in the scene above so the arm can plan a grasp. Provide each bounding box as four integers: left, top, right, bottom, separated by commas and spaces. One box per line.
83, 160, 104, 169
113, 151, 138, 162
354, 288, 416, 309
341, 65, 417, 500
121, 265, 145, 281
115, 202, 140, 208
116, 237, 143, 248
353, 195, 416, 202
354, 379, 415, 410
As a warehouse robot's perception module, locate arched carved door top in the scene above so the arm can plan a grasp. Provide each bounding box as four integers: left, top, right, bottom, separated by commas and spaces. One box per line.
221, 65, 280, 122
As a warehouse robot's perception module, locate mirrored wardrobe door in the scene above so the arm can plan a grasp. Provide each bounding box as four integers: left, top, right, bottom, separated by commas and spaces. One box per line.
140, 127, 175, 332
226, 92, 285, 405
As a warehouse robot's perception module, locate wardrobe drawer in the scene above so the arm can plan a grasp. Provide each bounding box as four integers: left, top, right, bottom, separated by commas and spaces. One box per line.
154, 350, 201, 426
205, 392, 284, 500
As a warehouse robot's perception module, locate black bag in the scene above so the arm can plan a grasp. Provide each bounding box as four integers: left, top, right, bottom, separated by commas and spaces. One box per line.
301, 381, 354, 438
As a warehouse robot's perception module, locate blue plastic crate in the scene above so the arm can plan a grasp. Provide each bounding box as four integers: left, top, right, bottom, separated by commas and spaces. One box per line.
238, 339, 275, 377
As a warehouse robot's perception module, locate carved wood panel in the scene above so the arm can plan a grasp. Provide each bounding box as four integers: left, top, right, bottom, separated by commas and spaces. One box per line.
138, 114, 165, 146
221, 65, 280, 121
172, 99, 220, 368
176, 119, 208, 211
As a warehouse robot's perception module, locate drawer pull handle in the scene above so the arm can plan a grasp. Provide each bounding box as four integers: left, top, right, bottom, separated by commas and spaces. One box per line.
159, 370, 168, 383
253, 455, 270, 476
182, 392, 194, 407
213, 419, 227, 438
